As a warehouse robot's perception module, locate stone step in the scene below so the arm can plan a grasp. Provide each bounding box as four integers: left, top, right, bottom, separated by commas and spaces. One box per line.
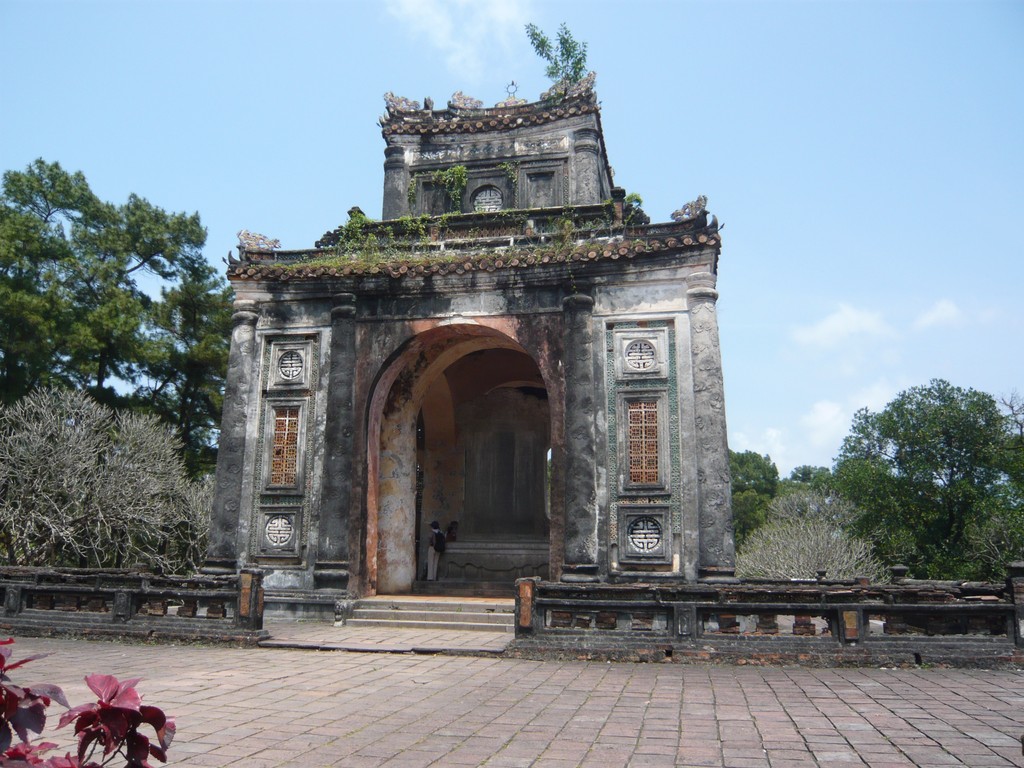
352, 608, 512, 625
347, 596, 515, 632
356, 598, 514, 613
346, 617, 514, 633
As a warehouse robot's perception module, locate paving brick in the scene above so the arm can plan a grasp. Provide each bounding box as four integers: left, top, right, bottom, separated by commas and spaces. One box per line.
5, 632, 1024, 768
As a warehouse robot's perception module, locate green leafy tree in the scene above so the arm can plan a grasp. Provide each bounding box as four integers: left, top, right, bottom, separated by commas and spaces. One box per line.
0, 161, 98, 401
779, 465, 833, 496
525, 22, 589, 93
1000, 391, 1024, 495
0, 159, 208, 405
833, 379, 1021, 579
0, 159, 229, 473
729, 450, 779, 548
137, 253, 232, 474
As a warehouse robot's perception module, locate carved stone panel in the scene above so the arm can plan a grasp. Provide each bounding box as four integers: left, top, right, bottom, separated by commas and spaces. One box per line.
259, 507, 302, 557
520, 160, 566, 209
618, 506, 671, 564
613, 327, 668, 379
269, 339, 312, 390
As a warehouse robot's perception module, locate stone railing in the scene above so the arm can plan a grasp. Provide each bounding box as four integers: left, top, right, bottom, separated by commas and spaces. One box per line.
511, 565, 1024, 666
0, 567, 267, 644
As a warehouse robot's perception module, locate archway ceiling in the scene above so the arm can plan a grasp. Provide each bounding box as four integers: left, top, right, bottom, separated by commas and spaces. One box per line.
444, 348, 545, 405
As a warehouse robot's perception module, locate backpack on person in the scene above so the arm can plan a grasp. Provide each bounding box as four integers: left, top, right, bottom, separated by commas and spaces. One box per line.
433, 528, 446, 553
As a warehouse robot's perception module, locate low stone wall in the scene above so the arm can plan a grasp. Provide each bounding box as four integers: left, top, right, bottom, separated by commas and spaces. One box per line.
510, 567, 1024, 667
0, 567, 267, 644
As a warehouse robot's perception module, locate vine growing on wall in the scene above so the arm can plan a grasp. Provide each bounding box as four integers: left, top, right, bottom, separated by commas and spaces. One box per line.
498, 161, 519, 187
407, 165, 468, 211
432, 165, 467, 208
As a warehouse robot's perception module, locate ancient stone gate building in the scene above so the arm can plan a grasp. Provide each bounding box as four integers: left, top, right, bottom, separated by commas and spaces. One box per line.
205, 79, 734, 616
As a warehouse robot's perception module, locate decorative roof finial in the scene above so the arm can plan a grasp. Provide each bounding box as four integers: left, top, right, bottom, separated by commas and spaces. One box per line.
670, 195, 708, 223
495, 81, 526, 108
237, 229, 281, 252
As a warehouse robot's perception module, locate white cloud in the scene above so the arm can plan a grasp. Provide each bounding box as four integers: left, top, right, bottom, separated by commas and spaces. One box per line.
788, 380, 905, 471
384, 0, 533, 82
792, 304, 892, 347
851, 379, 903, 412
913, 299, 964, 331
799, 400, 848, 451
731, 427, 792, 470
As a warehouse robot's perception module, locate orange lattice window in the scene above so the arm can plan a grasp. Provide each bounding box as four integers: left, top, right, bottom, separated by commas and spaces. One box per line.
627, 400, 659, 484
270, 407, 300, 486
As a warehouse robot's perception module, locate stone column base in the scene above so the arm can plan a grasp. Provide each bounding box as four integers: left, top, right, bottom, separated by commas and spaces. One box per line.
561, 563, 600, 583
313, 562, 350, 591
698, 565, 738, 583
200, 559, 237, 576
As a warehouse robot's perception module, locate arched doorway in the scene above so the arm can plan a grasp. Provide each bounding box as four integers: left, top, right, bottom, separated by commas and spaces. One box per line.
365, 324, 551, 595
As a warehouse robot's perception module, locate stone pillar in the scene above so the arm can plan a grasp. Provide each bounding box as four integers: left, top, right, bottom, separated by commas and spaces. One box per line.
1010, 561, 1024, 648
561, 292, 599, 582
382, 145, 409, 219
315, 293, 357, 591
572, 128, 601, 205
686, 272, 736, 579
204, 301, 260, 574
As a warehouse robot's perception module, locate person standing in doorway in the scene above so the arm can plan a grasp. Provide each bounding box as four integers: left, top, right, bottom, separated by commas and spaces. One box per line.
427, 520, 444, 580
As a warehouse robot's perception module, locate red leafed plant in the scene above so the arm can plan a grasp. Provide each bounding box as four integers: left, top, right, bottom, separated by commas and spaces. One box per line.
0, 639, 173, 767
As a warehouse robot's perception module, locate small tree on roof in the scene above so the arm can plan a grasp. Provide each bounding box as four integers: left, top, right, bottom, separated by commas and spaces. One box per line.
525, 23, 588, 89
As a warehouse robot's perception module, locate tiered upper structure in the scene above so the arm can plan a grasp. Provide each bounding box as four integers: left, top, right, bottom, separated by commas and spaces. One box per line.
377, 75, 611, 219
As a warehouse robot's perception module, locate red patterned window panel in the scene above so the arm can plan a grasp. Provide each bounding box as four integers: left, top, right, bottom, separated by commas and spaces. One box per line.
627, 400, 659, 484
270, 407, 300, 486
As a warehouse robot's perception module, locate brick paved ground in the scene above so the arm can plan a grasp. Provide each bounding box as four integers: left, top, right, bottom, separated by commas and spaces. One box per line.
259, 617, 512, 653
6, 633, 1023, 768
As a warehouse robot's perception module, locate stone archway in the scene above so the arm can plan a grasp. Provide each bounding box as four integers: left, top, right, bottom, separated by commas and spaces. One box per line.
365, 323, 552, 595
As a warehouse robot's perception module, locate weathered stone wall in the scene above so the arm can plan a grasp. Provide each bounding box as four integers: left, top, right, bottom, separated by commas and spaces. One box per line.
511, 573, 1024, 666
0, 567, 267, 644
382, 107, 612, 219
210, 239, 729, 600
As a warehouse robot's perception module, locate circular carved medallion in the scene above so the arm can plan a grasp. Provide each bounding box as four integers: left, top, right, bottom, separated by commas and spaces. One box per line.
473, 186, 503, 212
265, 515, 294, 546
624, 339, 657, 371
627, 516, 662, 553
278, 350, 303, 380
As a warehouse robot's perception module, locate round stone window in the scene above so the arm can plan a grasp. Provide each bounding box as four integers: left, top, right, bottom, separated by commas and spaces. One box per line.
624, 340, 657, 371
265, 515, 294, 546
278, 350, 303, 380
473, 186, 503, 212
627, 516, 662, 553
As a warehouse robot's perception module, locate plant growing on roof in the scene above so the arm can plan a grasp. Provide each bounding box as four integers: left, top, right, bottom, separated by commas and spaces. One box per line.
525, 23, 588, 88
623, 192, 649, 226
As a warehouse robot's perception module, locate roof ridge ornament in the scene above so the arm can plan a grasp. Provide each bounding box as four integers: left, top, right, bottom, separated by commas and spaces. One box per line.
495, 81, 527, 108
540, 71, 597, 103
450, 91, 483, 110
671, 195, 708, 223
383, 91, 421, 114
237, 229, 281, 252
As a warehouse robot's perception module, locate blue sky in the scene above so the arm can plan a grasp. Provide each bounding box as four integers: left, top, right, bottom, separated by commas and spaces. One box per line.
2, 0, 1022, 474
